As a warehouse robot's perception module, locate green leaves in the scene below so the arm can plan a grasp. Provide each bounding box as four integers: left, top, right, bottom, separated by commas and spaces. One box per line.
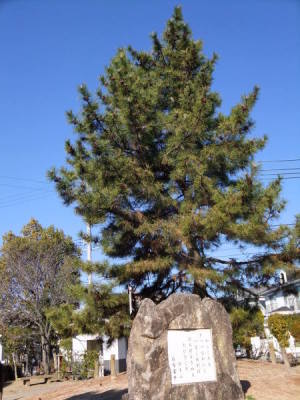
268, 314, 290, 347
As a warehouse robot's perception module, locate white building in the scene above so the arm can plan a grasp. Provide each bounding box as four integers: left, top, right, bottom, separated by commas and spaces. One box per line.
259, 273, 300, 316
247, 270, 300, 359
72, 334, 127, 375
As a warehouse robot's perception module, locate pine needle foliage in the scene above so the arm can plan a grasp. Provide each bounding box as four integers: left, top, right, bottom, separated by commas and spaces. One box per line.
49, 7, 299, 302
230, 306, 264, 351
46, 281, 131, 340
73, 284, 131, 339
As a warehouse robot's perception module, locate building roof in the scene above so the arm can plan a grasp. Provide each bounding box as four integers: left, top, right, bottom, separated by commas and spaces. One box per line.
260, 278, 300, 297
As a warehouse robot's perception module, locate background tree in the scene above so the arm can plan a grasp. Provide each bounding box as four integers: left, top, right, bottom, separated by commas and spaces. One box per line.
286, 314, 300, 345
268, 313, 291, 367
229, 306, 264, 355
0, 219, 80, 374
49, 7, 299, 303
0, 325, 36, 380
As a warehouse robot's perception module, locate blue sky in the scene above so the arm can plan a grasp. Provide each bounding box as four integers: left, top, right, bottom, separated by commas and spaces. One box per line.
0, 0, 299, 262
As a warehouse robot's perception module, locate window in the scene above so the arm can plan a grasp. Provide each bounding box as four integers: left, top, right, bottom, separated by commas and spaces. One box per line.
87, 339, 102, 352
279, 271, 287, 284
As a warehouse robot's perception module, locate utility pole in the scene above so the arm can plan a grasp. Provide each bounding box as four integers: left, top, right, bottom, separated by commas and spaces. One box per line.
87, 223, 92, 285
128, 285, 133, 315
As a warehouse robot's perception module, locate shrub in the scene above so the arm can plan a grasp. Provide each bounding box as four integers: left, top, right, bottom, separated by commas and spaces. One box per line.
286, 314, 300, 342
268, 314, 289, 347
71, 350, 99, 379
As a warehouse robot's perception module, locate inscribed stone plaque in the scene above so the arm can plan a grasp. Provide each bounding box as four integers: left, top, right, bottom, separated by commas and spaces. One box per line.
168, 329, 216, 385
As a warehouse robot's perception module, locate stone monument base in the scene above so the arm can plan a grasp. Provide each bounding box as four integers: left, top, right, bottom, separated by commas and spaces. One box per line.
123, 293, 244, 400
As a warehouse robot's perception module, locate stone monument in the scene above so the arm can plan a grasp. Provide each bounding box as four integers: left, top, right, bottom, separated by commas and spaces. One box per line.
123, 293, 244, 400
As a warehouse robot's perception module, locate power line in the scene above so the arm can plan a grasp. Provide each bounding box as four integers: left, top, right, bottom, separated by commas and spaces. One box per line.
0, 176, 55, 207
260, 168, 300, 172
0, 193, 55, 209
0, 183, 50, 191
257, 158, 300, 163
259, 172, 300, 176
0, 175, 49, 185
259, 176, 300, 180
0, 191, 44, 202
0, 190, 54, 205
270, 223, 295, 227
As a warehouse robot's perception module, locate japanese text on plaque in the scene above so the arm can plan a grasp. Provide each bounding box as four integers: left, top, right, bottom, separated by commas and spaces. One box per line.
167, 329, 216, 385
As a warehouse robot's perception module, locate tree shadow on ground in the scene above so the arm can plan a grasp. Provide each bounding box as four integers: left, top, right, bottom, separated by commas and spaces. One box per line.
66, 388, 128, 400
3, 380, 13, 388
241, 380, 251, 394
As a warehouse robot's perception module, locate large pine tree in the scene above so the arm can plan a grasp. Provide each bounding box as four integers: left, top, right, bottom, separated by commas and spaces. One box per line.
49, 7, 298, 303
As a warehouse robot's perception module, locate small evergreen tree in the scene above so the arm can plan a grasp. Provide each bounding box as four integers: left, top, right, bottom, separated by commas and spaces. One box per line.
49, 7, 299, 303
47, 282, 131, 341
230, 307, 264, 354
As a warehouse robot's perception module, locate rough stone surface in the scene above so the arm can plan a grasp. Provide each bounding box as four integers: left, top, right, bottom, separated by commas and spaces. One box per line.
123, 293, 244, 400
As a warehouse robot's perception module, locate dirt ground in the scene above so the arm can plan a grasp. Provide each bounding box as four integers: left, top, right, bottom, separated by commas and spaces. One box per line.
2, 374, 128, 400
3, 360, 300, 400
238, 359, 300, 400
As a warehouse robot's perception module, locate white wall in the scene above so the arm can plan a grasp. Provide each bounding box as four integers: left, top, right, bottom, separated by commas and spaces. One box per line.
251, 335, 300, 359
118, 337, 127, 360
265, 291, 284, 312
72, 334, 99, 360
102, 336, 119, 361
265, 291, 299, 314
72, 334, 126, 362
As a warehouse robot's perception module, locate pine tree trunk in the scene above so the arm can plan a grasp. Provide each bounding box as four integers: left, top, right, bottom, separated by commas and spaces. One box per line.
280, 345, 291, 368
269, 341, 276, 363
94, 359, 99, 379
53, 352, 57, 371
57, 354, 61, 380
25, 354, 29, 376
12, 353, 18, 381
193, 280, 209, 298
41, 336, 50, 374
